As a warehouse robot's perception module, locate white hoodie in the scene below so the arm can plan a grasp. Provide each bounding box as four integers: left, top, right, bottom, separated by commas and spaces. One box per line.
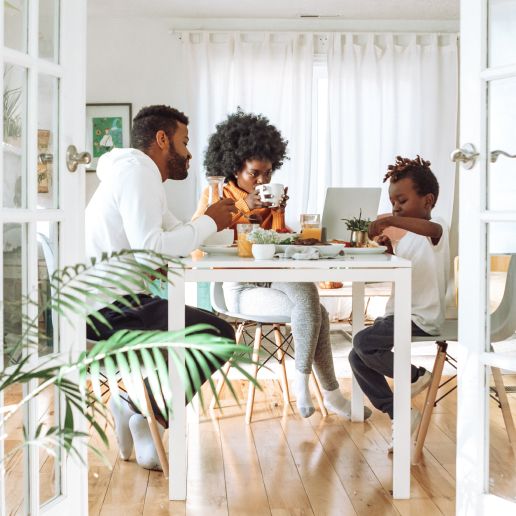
85, 148, 216, 259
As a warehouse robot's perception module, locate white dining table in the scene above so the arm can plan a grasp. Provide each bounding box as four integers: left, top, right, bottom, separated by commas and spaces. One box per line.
167, 252, 412, 500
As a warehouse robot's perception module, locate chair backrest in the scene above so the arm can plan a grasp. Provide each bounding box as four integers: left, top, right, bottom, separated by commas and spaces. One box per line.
490, 254, 516, 343
210, 282, 229, 315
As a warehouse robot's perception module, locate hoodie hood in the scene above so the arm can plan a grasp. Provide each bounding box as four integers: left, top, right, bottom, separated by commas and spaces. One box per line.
96, 148, 158, 182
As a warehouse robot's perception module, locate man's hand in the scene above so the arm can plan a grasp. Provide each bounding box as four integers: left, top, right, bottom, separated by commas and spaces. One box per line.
205, 198, 238, 231
375, 234, 394, 254
245, 191, 271, 210
368, 216, 393, 239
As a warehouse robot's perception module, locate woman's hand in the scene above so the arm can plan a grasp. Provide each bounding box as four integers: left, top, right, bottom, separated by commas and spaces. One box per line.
245, 191, 270, 210
272, 186, 289, 212
375, 234, 394, 254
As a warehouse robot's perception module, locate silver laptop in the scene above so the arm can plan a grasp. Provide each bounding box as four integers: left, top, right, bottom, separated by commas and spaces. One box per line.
322, 187, 382, 241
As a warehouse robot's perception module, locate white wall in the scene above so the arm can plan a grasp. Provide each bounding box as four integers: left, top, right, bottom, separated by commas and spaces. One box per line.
86, 16, 194, 219
86, 15, 459, 219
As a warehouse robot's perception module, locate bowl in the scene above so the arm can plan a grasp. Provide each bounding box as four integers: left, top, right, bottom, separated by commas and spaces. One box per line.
203, 228, 234, 246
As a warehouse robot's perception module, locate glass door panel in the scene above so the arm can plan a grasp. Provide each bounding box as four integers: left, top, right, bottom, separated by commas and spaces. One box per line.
3, 222, 27, 367
487, 366, 516, 501
37, 74, 59, 209
38, 382, 61, 507
487, 77, 516, 211
39, 0, 59, 62
4, 0, 28, 53
488, 0, 516, 68
3, 383, 26, 515
3, 64, 27, 209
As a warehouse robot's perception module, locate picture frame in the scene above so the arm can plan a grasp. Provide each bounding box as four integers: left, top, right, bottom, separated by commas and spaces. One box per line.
85, 103, 132, 171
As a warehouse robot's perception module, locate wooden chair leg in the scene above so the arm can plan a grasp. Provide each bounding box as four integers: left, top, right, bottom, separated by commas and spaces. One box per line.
413, 341, 448, 464
492, 366, 516, 454
246, 324, 263, 424
142, 378, 169, 478
310, 371, 328, 417
210, 322, 245, 410
273, 325, 291, 409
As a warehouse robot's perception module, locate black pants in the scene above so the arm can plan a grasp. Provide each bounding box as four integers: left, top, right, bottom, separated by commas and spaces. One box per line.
348, 315, 430, 419
87, 294, 235, 427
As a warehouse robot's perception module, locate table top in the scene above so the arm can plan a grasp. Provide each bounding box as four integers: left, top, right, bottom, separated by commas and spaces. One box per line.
171, 253, 411, 270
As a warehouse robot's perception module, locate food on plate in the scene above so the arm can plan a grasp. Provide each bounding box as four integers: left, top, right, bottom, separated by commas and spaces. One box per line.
292, 238, 332, 246
319, 281, 344, 289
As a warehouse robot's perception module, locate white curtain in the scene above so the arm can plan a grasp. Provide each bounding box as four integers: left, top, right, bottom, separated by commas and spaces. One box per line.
182, 31, 314, 227
326, 33, 458, 222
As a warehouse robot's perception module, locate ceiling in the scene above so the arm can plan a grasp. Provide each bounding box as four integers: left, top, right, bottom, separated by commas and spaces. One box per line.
88, 0, 459, 20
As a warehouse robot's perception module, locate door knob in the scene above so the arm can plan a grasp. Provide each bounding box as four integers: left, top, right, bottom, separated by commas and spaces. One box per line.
450, 143, 479, 170
490, 149, 516, 163
66, 145, 91, 172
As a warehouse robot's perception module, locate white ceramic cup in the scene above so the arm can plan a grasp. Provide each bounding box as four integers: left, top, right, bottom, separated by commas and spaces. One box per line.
255, 183, 284, 207
252, 243, 276, 260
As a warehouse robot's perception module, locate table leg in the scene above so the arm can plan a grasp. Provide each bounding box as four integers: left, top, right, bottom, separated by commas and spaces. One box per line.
168, 269, 187, 500
392, 269, 411, 499
351, 282, 365, 422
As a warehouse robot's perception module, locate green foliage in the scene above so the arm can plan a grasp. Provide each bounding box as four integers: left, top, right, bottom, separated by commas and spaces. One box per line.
3, 65, 22, 141
341, 209, 371, 232
247, 228, 281, 244
0, 249, 259, 465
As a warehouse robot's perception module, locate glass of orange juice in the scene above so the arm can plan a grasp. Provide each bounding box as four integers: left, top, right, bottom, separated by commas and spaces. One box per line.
237, 223, 259, 257
299, 214, 322, 240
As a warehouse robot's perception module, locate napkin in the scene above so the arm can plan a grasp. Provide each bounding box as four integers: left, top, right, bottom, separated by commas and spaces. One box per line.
284, 246, 320, 260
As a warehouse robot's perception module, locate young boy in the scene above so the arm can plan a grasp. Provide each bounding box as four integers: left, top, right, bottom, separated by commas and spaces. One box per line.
349, 155, 449, 451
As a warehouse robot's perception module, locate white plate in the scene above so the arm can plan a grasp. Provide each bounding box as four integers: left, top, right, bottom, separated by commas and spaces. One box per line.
343, 246, 387, 255
275, 243, 345, 257
199, 245, 238, 256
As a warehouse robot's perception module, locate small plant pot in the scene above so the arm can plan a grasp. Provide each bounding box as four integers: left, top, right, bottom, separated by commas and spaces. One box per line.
350, 230, 369, 248
252, 243, 276, 260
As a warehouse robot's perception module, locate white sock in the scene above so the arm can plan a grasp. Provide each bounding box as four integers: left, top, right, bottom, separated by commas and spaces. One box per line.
108, 395, 135, 460
129, 414, 164, 471
294, 370, 315, 418
323, 387, 372, 420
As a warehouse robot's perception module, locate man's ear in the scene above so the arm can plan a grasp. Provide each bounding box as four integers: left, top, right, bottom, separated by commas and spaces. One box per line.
155, 130, 168, 150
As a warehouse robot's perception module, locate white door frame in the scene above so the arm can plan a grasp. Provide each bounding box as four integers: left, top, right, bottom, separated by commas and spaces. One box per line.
1, 0, 88, 514
457, 0, 516, 514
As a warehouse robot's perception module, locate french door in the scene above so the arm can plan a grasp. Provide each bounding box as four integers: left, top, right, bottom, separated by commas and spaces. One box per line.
1, 0, 88, 514
457, 0, 516, 513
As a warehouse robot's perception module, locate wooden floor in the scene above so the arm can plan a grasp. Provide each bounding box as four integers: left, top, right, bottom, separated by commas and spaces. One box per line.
87, 376, 516, 516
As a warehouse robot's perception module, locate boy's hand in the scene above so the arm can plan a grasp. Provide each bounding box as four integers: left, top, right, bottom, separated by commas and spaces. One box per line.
368, 216, 393, 239
375, 234, 394, 254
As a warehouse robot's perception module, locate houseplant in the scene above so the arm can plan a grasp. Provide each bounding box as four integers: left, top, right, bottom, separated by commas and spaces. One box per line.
247, 228, 279, 260
0, 249, 258, 464
342, 209, 371, 247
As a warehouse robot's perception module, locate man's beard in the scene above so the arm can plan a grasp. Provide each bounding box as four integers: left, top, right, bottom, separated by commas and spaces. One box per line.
167, 147, 188, 180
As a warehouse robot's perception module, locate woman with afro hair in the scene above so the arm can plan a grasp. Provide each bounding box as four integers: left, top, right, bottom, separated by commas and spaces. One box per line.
193, 110, 371, 421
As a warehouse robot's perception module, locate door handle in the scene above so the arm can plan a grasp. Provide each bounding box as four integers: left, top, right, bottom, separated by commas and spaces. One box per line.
450, 143, 479, 170
66, 145, 91, 172
490, 150, 516, 163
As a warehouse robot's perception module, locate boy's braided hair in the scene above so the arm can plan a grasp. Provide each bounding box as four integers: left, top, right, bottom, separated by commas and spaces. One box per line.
384, 155, 439, 207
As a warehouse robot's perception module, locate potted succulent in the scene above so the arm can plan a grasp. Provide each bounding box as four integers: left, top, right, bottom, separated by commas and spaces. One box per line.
247, 228, 279, 260
341, 209, 371, 247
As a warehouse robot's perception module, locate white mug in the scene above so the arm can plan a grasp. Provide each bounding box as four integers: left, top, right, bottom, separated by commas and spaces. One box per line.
255, 183, 284, 207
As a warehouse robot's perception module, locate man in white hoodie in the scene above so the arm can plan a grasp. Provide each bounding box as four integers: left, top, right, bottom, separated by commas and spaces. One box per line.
85, 105, 237, 470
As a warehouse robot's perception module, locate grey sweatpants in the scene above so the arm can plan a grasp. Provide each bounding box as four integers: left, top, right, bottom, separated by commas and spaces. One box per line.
223, 282, 339, 391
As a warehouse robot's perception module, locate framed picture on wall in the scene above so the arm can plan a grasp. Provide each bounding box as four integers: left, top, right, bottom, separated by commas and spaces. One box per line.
85, 103, 132, 171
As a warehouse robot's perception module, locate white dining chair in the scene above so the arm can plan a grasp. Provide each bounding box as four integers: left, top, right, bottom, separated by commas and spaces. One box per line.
209, 282, 328, 423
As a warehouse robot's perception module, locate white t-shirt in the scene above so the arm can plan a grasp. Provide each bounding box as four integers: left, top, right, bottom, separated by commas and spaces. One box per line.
384, 216, 449, 335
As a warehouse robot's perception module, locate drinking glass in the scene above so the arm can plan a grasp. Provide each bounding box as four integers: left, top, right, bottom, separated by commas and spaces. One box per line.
237, 223, 258, 257
299, 214, 322, 240
207, 176, 225, 206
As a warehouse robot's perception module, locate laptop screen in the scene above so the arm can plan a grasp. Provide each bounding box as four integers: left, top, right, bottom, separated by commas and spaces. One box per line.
322, 187, 382, 241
